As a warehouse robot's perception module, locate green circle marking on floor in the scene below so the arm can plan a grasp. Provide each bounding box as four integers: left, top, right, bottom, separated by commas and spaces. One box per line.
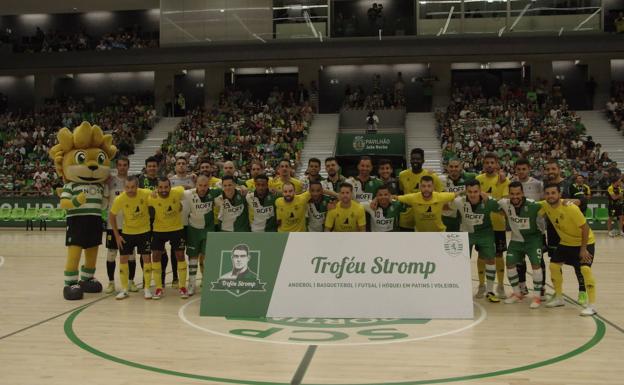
64, 304, 606, 385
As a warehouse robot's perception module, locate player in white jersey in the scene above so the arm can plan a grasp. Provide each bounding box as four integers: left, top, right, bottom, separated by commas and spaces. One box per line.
307, 180, 333, 232
246, 174, 278, 232
183, 174, 222, 295
512, 158, 546, 297
300, 158, 324, 192
170, 157, 196, 189
441, 159, 478, 232
104, 157, 136, 294
345, 156, 384, 204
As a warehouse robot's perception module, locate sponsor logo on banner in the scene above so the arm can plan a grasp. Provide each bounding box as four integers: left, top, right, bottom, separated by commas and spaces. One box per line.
210, 243, 267, 297
443, 233, 464, 257
352, 135, 366, 152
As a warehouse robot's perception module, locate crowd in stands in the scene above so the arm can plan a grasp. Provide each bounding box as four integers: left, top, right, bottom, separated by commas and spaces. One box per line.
438, 79, 621, 193
0, 95, 156, 195
1, 25, 158, 53
159, 87, 314, 180
606, 81, 624, 133
342, 72, 406, 110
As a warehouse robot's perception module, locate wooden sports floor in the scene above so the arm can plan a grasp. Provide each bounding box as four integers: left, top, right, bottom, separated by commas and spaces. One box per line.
1, 229, 623, 385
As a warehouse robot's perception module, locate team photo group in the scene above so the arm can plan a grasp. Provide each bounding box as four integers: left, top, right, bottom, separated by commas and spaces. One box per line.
91, 145, 622, 318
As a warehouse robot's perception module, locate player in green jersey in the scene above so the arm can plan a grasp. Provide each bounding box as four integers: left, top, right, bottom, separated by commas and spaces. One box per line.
498, 181, 545, 308
346, 156, 384, 203
246, 174, 278, 232
442, 158, 477, 232
307, 180, 333, 232
184, 173, 222, 295
451, 179, 501, 303
363, 184, 404, 232
215, 175, 250, 232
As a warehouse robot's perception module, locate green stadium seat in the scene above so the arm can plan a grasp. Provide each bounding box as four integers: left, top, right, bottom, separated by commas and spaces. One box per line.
23, 208, 38, 221
0, 207, 11, 221
50, 208, 66, 221
10, 207, 25, 221
37, 207, 52, 220
585, 208, 593, 221
594, 207, 609, 222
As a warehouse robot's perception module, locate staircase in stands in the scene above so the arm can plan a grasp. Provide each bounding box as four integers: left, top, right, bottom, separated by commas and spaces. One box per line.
296, 114, 340, 178
127, 117, 183, 175
405, 112, 443, 174
577, 111, 624, 169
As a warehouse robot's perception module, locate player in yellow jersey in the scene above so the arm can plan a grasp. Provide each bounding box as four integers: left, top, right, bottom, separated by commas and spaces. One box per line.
109, 176, 153, 300
396, 176, 456, 232
147, 177, 188, 299
276, 181, 337, 232
275, 182, 311, 232
398, 148, 443, 231
325, 183, 366, 232
270, 159, 303, 194
199, 160, 222, 188
476, 152, 510, 299
539, 183, 598, 316
245, 160, 265, 190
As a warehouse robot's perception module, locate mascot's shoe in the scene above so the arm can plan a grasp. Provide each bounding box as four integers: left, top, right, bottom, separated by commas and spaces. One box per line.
63, 284, 84, 300
79, 278, 103, 293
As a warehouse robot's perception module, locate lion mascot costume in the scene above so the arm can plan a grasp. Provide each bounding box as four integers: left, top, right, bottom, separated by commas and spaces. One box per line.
49, 122, 117, 300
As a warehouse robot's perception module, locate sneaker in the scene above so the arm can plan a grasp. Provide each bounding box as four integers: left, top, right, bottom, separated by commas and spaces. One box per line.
475, 284, 486, 298
580, 305, 597, 316
529, 297, 541, 309
153, 288, 164, 300
179, 287, 189, 299
486, 292, 500, 303
504, 293, 524, 304
144, 289, 152, 300
546, 295, 565, 308
578, 291, 588, 306
104, 282, 115, 294
496, 284, 507, 299
188, 282, 195, 296
620, 231, 624, 237
115, 291, 129, 300
171, 279, 179, 289
128, 281, 139, 292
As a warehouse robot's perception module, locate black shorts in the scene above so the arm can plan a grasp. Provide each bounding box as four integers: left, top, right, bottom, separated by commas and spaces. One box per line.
552, 244, 595, 266
608, 203, 623, 217
65, 215, 103, 249
494, 231, 507, 254
151, 230, 186, 252
105, 229, 119, 250
121, 232, 152, 256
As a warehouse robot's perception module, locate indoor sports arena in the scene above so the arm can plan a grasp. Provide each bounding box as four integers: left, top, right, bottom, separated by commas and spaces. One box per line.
1, 1, 623, 384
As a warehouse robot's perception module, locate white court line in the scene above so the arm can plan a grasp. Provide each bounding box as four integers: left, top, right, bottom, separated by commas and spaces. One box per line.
0, 256, 4, 268
178, 298, 488, 347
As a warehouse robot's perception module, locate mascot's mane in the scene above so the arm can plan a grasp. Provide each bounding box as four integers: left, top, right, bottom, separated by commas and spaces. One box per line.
48, 121, 117, 178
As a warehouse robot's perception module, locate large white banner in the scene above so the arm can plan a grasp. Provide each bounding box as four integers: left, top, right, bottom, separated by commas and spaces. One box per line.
267, 232, 473, 319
